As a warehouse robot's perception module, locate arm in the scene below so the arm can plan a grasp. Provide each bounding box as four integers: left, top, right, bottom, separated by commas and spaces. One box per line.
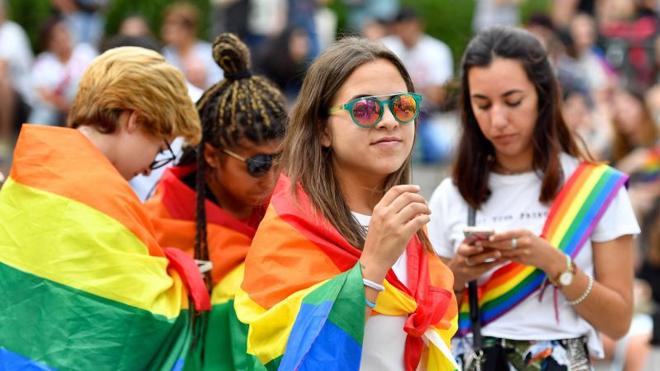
487, 232, 634, 339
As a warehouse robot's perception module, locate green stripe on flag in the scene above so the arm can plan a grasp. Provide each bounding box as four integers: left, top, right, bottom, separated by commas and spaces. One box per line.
0, 263, 192, 371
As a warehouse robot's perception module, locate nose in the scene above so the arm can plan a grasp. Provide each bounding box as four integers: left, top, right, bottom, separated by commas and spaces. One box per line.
375, 105, 399, 130
490, 104, 509, 130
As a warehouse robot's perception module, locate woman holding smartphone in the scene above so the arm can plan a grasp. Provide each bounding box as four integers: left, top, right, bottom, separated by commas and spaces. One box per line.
428, 27, 640, 370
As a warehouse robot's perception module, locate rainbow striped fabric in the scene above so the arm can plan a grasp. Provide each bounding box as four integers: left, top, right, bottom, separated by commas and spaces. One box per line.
631, 146, 660, 183
0, 125, 208, 370
235, 175, 459, 371
145, 165, 265, 370
458, 162, 628, 334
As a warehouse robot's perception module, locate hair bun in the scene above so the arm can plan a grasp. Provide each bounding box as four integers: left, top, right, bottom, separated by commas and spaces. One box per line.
212, 33, 252, 80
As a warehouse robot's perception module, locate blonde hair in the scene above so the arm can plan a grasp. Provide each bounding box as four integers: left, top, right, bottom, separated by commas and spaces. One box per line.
67, 46, 201, 145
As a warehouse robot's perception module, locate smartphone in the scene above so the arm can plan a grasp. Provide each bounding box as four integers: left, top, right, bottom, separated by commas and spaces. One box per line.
463, 226, 495, 244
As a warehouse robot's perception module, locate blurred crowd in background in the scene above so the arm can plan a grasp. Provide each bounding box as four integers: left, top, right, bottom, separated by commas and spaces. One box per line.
0, 0, 658, 369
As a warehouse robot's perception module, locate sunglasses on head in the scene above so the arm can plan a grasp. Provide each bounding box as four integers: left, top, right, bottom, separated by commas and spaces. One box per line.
329, 92, 422, 128
149, 141, 176, 170
222, 148, 281, 177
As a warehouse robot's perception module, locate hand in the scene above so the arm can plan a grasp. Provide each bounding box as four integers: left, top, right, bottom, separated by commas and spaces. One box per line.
449, 242, 504, 291
360, 185, 430, 283
482, 229, 565, 275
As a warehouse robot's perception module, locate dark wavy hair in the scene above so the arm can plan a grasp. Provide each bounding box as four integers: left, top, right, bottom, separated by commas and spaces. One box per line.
454, 26, 587, 209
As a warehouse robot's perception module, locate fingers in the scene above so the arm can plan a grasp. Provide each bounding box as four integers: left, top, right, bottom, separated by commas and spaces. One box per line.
378, 184, 421, 208
464, 249, 502, 266
388, 191, 427, 214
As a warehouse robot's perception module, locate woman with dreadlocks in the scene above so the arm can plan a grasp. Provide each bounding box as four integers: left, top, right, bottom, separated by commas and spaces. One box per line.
144, 33, 287, 370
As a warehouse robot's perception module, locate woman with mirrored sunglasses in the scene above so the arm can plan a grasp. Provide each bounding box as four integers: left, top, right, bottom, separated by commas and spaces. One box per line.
234, 37, 458, 370
143, 33, 287, 371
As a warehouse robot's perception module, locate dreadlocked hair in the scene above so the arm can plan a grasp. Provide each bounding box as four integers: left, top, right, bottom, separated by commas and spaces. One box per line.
178, 33, 287, 281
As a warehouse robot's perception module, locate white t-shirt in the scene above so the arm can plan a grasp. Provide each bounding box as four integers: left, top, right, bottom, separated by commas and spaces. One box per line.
427, 153, 640, 357
352, 212, 408, 371
0, 20, 34, 102
380, 35, 453, 91
29, 44, 97, 125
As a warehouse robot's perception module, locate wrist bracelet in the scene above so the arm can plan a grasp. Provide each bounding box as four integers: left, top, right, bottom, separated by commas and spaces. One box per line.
567, 274, 594, 306
365, 298, 377, 308
363, 278, 385, 292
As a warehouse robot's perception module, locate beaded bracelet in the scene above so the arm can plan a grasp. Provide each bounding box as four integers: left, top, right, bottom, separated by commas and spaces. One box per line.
567, 274, 594, 306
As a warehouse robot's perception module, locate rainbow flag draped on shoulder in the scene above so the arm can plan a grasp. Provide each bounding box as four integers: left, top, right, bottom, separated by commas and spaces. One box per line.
458, 162, 628, 335
145, 165, 265, 371
0, 125, 209, 371
235, 175, 459, 371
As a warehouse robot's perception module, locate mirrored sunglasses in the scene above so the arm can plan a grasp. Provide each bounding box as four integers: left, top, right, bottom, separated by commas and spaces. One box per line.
329, 92, 422, 128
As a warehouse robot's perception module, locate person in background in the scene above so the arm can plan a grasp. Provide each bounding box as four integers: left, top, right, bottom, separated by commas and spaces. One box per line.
161, 2, 223, 90
428, 27, 639, 370
381, 7, 455, 164
144, 33, 287, 370
0, 46, 206, 370
51, 0, 105, 48
28, 16, 96, 126
235, 37, 458, 370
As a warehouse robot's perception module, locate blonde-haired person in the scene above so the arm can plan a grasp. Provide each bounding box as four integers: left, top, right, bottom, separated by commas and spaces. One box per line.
0, 46, 208, 370
235, 37, 458, 370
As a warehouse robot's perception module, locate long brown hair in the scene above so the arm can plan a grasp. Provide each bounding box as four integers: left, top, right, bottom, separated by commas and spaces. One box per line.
611, 88, 658, 163
454, 26, 587, 209
282, 37, 429, 250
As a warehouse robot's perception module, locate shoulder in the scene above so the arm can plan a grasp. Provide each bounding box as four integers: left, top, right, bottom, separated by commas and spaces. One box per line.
429, 177, 462, 211
420, 35, 451, 53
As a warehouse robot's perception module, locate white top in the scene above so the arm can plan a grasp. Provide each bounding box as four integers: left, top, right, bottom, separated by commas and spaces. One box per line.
427, 153, 640, 358
380, 34, 453, 91
162, 41, 224, 90
352, 212, 408, 371
0, 20, 34, 102
28, 44, 97, 126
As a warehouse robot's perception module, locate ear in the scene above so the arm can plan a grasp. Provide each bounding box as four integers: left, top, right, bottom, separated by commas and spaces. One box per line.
203, 143, 219, 168
125, 111, 139, 133
320, 122, 332, 148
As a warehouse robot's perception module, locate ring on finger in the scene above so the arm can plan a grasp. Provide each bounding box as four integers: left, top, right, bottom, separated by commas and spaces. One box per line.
511, 237, 518, 249
465, 257, 472, 266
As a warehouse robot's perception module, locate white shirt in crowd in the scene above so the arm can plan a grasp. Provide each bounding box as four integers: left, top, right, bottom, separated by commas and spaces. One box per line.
427, 153, 640, 358
380, 34, 453, 92
0, 19, 34, 102
29, 43, 96, 126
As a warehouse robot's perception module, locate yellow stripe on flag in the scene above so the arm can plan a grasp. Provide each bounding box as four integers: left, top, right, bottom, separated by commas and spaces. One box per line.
550, 165, 606, 247
234, 280, 327, 365
211, 263, 245, 305
0, 178, 184, 318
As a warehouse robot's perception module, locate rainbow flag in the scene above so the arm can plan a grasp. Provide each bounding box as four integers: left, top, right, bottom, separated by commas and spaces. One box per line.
145, 165, 266, 371
458, 162, 628, 334
631, 146, 660, 183
0, 125, 209, 370
235, 175, 459, 370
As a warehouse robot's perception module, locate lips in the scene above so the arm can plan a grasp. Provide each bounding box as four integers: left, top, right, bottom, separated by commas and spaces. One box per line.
493, 134, 517, 144
371, 136, 403, 145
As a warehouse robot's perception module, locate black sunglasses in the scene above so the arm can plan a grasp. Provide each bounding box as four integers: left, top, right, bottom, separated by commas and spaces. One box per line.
222, 148, 281, 177
149, 142, 176, 170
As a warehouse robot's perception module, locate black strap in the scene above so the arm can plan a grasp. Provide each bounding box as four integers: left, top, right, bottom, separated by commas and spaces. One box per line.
467, 206, 483, 351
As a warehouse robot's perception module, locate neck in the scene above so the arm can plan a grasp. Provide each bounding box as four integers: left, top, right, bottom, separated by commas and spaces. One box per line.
176, 38, 194, 54
333, 163, 387, 215
493, 152, 534, 175
56, 49, 72, 63
205, 174, 253, 220
78, 125, 118, 166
